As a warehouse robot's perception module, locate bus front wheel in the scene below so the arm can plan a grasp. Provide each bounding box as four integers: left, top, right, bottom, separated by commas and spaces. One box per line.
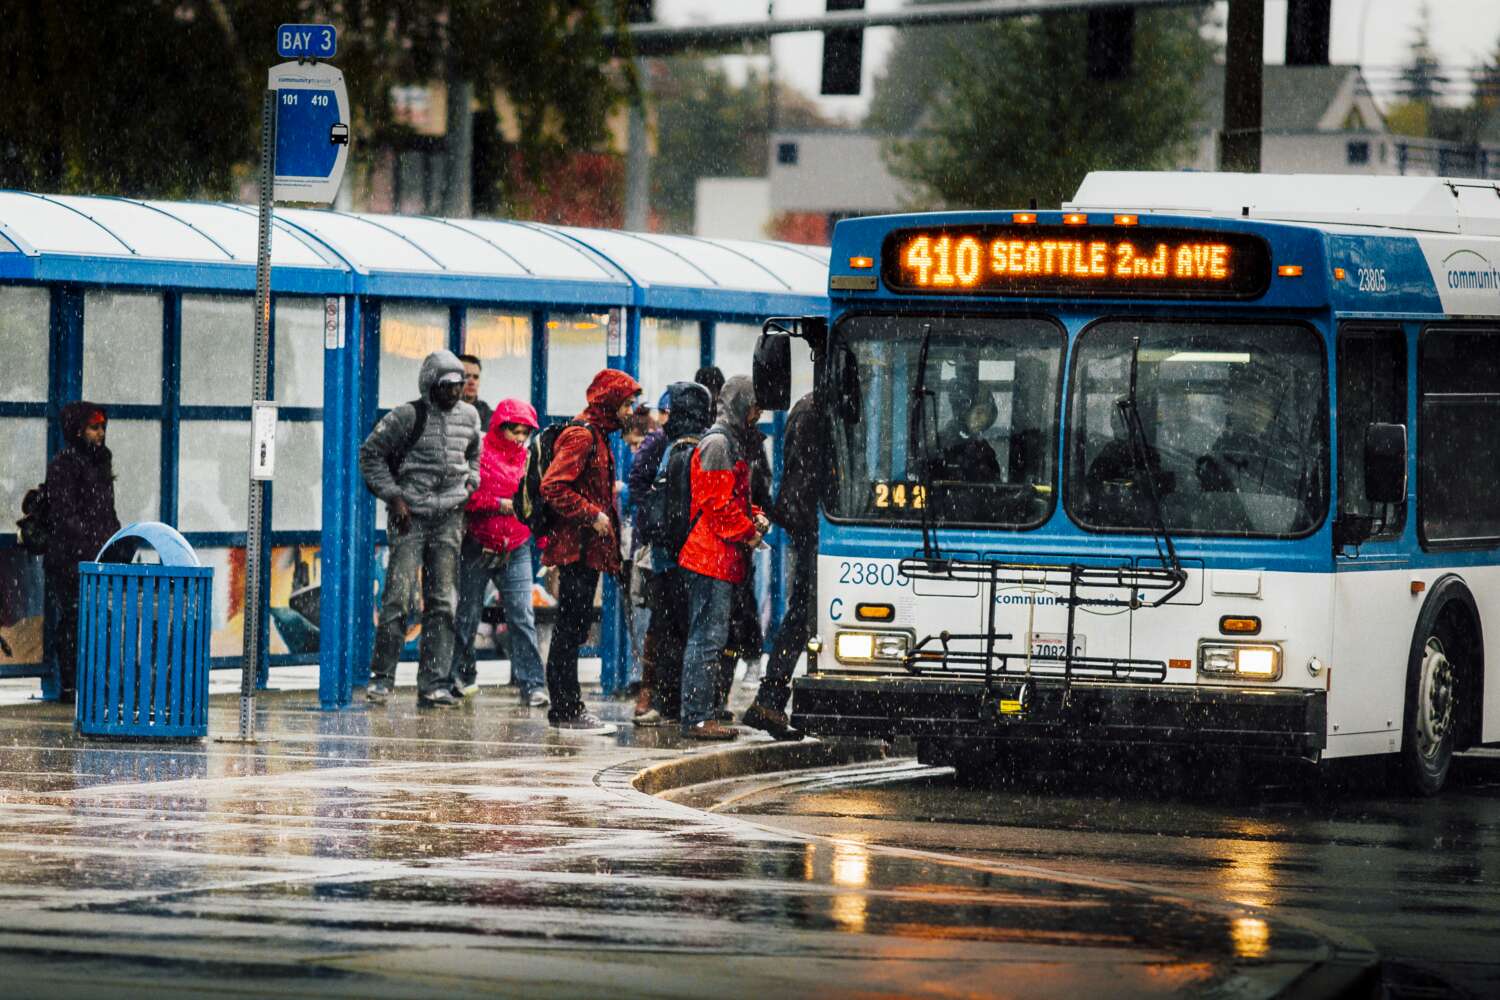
1399, 613, 1464, 796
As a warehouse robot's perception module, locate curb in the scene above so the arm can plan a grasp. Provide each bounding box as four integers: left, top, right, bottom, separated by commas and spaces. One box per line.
630, 736, 891, 796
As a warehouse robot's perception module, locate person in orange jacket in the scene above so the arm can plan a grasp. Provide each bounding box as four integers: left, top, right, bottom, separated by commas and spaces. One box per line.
538, 368, 641, 732
677, 375, 769, 740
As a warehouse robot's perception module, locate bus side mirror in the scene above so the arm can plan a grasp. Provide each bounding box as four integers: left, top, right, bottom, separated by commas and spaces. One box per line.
1365, 422, 1407, 504
753, 331, 792, 411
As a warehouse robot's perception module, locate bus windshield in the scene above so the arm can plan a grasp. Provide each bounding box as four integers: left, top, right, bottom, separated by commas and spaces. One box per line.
829, 314, 1065, 527
1067, 320, 1328, 537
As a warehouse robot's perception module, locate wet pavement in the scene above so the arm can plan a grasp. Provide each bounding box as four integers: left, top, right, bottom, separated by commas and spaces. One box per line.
697, 752, 1500, 998
0, 684, 1374, 998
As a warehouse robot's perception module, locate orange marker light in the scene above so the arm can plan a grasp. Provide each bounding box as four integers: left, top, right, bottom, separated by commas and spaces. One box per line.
1411, 580, 1427, 595
1114, 214, 1139, 226
1012, 212, 1037, 224
1219, 616, 1262, 636
1169, 658, 1192, 670
855, 603, 895, 622
1278, 264, 1304, 277
1063, 213, 1088, 226
848, 256, 874, 269
1333, 267, 1347, 281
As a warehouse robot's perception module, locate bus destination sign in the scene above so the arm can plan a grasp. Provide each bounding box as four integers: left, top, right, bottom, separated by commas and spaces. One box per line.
882, 225, 1272, 298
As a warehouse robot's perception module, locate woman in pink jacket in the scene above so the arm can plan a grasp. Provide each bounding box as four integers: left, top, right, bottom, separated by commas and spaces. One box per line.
450, 399, 549, 706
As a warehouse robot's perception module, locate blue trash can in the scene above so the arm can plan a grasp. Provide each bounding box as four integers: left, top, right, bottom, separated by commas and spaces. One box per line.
77, 523, 212, 738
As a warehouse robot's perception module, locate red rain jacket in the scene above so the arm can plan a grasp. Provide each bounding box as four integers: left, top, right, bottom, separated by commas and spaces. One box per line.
677, 427, 764, 585
539, 369, 641, 572
465, 398, 539, 553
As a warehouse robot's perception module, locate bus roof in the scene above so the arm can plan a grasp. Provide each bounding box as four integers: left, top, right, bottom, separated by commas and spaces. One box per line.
1068, 171, 1500, 238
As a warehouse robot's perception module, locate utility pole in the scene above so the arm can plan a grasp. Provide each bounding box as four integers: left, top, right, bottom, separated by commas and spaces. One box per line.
1220, 0, 1264, 173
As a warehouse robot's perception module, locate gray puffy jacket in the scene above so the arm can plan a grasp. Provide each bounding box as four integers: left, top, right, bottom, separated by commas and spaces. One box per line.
359, 350, 481, 517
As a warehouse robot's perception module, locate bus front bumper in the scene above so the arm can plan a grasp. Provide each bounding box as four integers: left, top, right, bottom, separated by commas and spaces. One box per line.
791, 674, 1327, 754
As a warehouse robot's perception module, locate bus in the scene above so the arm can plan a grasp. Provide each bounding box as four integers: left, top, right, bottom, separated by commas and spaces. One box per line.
752, 171, 1500, 795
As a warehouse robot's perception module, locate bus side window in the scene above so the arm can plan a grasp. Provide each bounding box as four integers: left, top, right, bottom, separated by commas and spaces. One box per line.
1337, 326, 1406, 537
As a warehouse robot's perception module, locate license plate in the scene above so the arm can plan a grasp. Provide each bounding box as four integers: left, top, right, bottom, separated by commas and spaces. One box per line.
1029, 632, 1084, 660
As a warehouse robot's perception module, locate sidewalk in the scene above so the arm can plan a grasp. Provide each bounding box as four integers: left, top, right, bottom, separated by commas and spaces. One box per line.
0, 680, 1372, 998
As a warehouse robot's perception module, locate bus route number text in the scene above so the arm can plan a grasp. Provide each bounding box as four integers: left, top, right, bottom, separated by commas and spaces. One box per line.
872, 481, 927, 510
838, 561, 909, 587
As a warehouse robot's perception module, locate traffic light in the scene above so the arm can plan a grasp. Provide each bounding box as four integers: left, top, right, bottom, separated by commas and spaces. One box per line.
821, 0, 864, 96
1086, 5, 1134, 81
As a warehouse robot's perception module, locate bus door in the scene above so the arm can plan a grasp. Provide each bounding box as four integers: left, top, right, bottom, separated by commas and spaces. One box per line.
1331, 325, 1409, 747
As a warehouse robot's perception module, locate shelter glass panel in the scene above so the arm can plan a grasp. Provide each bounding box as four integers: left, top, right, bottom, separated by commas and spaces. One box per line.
182, 294, 254, 406
178, 420, 250, 532
108, 419, 161, 525
272, 421, 323, 531
82, 291, 163, 405
0, 418, 46, 532
274, 297, 326, 407
638, 317, 702, 399
380, 303, 449, 410
0, 286, 50, 403
712, 322, 759, 383
546, 312, 608, 415
463, 310, 532, 405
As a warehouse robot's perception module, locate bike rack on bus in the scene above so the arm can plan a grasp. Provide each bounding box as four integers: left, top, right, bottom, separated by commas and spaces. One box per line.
896, 552, 1188, 714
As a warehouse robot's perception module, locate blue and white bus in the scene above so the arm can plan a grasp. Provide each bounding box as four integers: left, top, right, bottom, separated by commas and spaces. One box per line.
754, 171, 1500, 794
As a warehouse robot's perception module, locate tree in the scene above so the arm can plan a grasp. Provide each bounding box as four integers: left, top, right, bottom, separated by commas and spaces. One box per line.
649, 58, 828, 233
0, 1, 633, 204
873, 6, 1216, 210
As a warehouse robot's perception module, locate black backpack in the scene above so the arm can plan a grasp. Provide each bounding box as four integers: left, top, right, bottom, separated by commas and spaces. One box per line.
515, 419, 601, 534
636, 436, 701, 556
16, 483, 48, 555
364, 400, 428, 497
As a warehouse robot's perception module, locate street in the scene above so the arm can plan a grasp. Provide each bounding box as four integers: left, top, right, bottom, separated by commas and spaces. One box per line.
681, 748, 1500, 998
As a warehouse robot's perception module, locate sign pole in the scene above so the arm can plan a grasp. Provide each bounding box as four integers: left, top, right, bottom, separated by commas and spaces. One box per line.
235, 87, 278, 743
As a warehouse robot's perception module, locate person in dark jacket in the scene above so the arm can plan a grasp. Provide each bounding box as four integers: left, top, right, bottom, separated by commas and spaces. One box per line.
744, 391, 821, 739
43, 402, 123, 703
678, 376, 768, 740
458, 354, 493, 432
539, 368, 641, 732
360, 350, 481, 709
630, 381, 713, 725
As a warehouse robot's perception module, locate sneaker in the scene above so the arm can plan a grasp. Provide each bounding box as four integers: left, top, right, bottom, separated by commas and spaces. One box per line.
741, 703, 804, 742
633, 707, 663, 727
740, 659, 764, 689
365, 683, 392, 705
717, 708, 735, 723
684, 719, 738, 741
551, 711, 616, 735
527, 689, 551, 708
417, 689, 461, 709
454, 681, 480, 699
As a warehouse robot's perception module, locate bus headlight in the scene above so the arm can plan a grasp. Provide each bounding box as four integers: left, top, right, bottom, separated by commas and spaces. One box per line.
1198, 641, 1282, 680
834, 630, 911, 664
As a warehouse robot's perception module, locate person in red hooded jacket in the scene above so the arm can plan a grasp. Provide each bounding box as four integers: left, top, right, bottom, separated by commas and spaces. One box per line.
677, 375, 770, 740
539, 368, 641, 731
449, 399, 549, 705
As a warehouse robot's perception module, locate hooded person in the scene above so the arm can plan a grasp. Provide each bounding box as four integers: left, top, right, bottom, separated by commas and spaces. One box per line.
43, 402, 124, 703
538, 368, 641, 731
449, 399, 550, 705
359, 349, 482, 708
628, 381, 713, 725
676, 375, 769, 740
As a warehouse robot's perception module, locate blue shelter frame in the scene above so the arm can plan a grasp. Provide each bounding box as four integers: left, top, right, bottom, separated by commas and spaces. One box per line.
0, 192, 827, 708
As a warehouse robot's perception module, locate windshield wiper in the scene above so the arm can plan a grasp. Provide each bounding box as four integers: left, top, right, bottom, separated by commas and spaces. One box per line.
1116, 336, 1183, 584
912, 322, 942, 561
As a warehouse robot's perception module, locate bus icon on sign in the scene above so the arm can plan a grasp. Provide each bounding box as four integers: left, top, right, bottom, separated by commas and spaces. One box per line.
330, 123, 349, 146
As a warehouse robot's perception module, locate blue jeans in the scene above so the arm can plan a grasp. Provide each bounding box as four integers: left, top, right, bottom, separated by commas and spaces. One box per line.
681, 570, 733, 729
450, 537, 546, 695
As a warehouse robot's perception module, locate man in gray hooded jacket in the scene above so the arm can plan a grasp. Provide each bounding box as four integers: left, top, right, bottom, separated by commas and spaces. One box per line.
360, 350, 482, 708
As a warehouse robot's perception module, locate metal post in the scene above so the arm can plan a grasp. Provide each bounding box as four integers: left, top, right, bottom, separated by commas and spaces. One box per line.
237, 88, 277, 741
1219, 0, 1264, 173
624, 59, 650, 231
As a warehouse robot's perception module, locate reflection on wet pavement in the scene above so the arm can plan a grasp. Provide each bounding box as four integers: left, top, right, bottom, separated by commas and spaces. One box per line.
0, 692, 1363, 997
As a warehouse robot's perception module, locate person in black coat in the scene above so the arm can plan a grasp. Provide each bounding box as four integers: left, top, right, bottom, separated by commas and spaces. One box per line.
43, 402, 123, 703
